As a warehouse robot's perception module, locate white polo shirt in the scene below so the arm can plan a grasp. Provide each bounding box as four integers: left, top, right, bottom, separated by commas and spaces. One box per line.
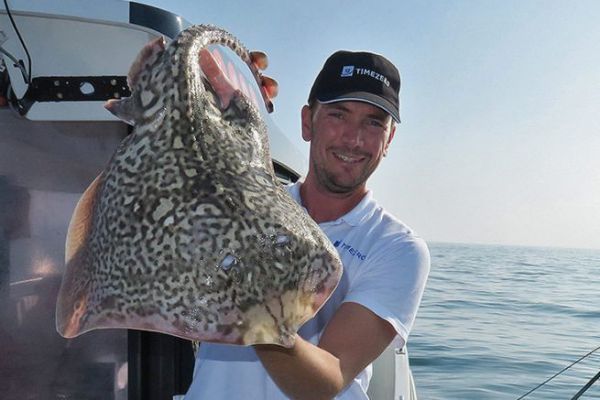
184, 182, 430, 399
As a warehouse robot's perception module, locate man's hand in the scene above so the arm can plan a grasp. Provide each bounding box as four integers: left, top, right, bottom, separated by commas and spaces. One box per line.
254, 302, 399, 400
250, 51, 279, 100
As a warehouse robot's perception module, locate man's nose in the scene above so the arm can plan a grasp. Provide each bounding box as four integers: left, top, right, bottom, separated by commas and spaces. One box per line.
341, 123, 364, 148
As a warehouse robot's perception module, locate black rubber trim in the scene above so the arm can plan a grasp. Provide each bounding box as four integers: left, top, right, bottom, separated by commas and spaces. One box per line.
129, 2, 190, 39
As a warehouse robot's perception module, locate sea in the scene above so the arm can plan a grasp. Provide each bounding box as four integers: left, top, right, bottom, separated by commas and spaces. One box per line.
408, 242, 600, 400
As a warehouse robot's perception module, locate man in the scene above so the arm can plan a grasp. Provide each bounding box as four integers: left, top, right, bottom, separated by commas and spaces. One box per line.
185, 50, 430, 399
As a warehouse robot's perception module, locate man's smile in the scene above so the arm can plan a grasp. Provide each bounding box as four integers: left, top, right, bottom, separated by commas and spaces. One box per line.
331, 150, 368, 164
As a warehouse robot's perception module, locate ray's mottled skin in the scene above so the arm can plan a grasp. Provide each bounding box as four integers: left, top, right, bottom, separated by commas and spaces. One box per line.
55, 25, 342, 347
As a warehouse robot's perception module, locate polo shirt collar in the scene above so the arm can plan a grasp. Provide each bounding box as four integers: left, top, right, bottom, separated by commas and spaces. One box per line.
287, 181, 376, 227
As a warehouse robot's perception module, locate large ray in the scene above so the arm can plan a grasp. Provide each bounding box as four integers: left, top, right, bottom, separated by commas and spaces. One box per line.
56, 25, 342, 348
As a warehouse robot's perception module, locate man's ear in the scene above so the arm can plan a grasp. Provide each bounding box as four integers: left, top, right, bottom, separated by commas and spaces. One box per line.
388, 124, 396, 145
301, 105, 313, 142
384, 124, 396, 156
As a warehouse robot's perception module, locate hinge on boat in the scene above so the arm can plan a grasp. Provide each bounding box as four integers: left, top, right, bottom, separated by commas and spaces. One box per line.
15, 75, 130, 115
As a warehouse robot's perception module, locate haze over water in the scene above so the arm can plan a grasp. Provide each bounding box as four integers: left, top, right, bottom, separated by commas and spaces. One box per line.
410, 242, 600, 399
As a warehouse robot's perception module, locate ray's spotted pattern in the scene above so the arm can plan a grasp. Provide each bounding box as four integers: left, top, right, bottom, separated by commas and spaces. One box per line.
56, 25, 342, 348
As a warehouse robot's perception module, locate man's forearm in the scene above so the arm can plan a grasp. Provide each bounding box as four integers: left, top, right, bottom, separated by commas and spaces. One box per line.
254, 334, 346, 400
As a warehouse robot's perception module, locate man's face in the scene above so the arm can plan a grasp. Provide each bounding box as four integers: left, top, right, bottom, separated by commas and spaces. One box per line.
302, 101, 396, 195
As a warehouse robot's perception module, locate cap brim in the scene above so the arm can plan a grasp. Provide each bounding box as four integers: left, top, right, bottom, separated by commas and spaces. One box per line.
316, 91, 400, 123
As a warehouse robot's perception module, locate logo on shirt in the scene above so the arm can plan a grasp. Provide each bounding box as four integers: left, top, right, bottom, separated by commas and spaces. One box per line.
334, 240, 367, 261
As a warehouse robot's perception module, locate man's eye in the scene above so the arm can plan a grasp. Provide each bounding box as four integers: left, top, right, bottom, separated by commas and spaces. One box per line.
368, 119, 384, 128
329, 112, 344, 119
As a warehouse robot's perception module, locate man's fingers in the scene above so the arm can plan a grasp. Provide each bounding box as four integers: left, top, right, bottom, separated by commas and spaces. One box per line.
250, 51, 278, 101
250, 51, 268, 70
261, 76, 279, 99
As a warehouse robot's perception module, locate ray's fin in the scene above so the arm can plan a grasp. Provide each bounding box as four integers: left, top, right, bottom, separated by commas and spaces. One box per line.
104, 97, 139, 126
58, 173, 104, 338
105, 36, 166, 125
65, 173, 102, 264
127, 36, 166, 88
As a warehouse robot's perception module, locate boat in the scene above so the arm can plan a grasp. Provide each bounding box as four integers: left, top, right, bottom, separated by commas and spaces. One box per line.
0, 1, 417, 398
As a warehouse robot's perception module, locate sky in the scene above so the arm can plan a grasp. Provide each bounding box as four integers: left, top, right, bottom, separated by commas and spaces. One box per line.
142, 0, 600, 250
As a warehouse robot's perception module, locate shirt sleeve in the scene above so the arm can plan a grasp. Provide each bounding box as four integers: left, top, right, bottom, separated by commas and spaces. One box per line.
343, 236, 430, 346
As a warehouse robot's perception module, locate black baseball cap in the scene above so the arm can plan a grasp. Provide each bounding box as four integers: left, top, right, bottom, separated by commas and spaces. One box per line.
308, 50, 401, 123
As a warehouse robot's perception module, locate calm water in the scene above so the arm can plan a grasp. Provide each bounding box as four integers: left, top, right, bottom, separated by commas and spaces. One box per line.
409, 243, 600, 400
